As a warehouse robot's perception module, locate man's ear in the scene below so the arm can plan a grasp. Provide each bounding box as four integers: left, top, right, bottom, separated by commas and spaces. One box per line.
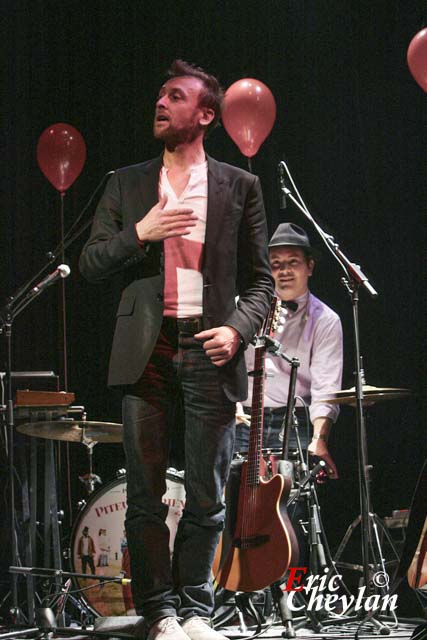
308, 258, 315, 276
199, 107, 215, 127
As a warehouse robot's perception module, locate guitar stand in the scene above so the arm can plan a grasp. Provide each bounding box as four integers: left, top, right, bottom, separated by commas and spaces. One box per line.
213, 587, 273, 637
270, 582, 297, 638
270, 427, 355, 639
270, 473, 334, 638
235, 592, 265, 634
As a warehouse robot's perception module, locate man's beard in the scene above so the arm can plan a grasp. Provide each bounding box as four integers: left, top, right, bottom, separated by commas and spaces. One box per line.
153, 121, 202, 148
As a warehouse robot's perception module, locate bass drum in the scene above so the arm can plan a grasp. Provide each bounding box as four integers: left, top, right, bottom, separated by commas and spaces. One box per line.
71, 470, 185, 616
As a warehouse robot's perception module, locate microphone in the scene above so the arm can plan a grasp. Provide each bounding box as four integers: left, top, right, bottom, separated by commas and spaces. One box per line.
31, 264, 71, 294
299, 459, 327, 489
277, 161, 288, 210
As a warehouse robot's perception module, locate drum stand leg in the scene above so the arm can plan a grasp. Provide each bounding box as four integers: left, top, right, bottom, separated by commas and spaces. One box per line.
334, 511, 400, 577
19, 440, 36, 625
43, 440, 64, 624
3, 432, 38, 627
7, 437, 65, 634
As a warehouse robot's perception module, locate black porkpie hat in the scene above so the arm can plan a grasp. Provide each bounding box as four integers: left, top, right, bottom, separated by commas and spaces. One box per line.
268, 223, 312, 250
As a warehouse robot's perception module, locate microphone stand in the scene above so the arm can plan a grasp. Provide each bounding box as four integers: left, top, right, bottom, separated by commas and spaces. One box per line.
0, 170, 115, 630
0, 274, 70, 623
2, 170, 114, 321
278, 163, 378, 301
278, 165, 395, 634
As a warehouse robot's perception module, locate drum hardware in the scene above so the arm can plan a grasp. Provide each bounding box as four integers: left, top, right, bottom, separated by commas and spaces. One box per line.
319, 384, 408, 603
7, 567, 135, 638
18, 405, 75, 627
0, 368, 66, 624
9, 565, 131, 585
79, 440, 101, 495
79, 472, 102, 494
320, 384, 413, 406
17, 419, 123, 444
69, 471, 185, 617
0, 183, 128, 638
66, 404, 87, 415
324, 392, 403, 608
13, 409, 121, 627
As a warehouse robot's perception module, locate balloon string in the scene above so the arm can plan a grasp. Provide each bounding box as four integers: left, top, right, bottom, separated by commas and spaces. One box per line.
60, 193, 68, 392
247, 158, 253, 173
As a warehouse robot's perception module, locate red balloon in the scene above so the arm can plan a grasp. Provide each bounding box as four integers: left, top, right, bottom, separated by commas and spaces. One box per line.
37, 123, 86, 193
407, 28, 427, 93
222, 79, 276, 157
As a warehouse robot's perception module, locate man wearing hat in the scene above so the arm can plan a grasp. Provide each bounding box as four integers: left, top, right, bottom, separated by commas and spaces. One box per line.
235, 222, 343, 480
77, 526, 96, 574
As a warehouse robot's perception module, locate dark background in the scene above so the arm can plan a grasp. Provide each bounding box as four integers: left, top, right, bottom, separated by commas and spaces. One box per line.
1, 0, 426, 616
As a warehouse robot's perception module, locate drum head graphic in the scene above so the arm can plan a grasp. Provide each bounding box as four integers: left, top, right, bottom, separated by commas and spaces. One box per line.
71, 473, 185, 616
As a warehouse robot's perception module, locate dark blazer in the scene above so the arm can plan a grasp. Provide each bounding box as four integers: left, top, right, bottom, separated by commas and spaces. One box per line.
79, 155, 274, 402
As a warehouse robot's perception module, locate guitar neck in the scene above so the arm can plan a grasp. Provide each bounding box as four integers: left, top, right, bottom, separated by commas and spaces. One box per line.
246, 344, 266, 486
245, 296, 280, 488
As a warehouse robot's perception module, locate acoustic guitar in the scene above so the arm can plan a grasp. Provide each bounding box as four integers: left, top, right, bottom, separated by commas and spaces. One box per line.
213, 298, 299, 592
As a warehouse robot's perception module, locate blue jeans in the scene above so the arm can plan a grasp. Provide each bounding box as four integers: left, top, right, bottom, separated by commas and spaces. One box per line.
234, 406, 309, 453
122, 318, 236, 626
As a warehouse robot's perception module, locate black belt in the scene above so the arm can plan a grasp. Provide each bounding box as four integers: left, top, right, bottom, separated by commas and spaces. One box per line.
243, 406, 306, 417
163, 316, 204, 334
243, 406, 286, 415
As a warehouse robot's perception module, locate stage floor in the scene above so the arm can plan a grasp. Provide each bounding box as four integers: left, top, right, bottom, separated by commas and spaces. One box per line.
0, 617, 423, 640
93, 615, 423, 639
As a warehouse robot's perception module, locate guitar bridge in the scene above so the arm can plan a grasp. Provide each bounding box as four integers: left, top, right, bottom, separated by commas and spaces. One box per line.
233, 534, 270, 549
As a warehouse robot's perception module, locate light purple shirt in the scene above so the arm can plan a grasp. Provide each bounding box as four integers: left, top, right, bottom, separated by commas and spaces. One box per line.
244, 290, 343, 423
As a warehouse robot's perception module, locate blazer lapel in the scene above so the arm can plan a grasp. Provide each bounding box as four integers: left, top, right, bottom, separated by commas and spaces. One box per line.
205, 156, 227, 266
137, 155, 163, 215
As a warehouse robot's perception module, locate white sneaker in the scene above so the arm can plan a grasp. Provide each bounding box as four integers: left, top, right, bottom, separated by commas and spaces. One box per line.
147, 616, 190, 640
181, 616, 228, 640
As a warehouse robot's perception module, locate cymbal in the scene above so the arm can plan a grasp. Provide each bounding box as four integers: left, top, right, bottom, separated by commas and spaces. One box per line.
17, 420, 123, 443
320, 385, 412, 406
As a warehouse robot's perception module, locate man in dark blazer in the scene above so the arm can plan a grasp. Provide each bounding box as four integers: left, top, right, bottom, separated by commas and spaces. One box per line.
80, 60, 273, 640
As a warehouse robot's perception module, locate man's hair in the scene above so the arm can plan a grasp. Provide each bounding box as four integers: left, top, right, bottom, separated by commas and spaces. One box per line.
167, 59, 224, 133
302, 249, 314, 264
